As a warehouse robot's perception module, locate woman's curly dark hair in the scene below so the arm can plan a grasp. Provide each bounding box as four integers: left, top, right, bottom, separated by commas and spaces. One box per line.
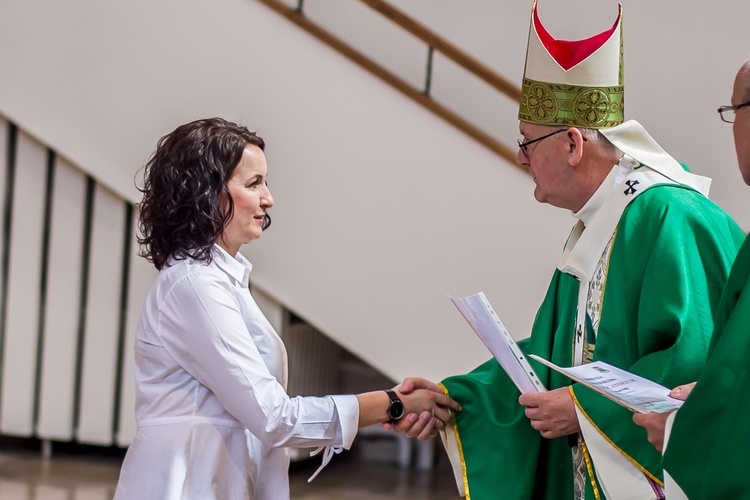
137, 117, 270, 270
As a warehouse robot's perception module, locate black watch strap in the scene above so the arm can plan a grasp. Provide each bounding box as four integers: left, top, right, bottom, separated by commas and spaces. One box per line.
385, 389, 405, 422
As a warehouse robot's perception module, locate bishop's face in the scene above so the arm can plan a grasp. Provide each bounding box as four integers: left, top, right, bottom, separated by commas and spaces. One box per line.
516, 123, 579, 211
732, 68, 750, 185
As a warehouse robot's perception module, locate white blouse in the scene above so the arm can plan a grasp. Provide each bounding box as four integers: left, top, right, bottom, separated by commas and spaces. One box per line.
114, 245, 359, 500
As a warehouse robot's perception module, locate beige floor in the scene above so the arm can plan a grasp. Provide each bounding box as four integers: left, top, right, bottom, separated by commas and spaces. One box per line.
0, 438, 461, 499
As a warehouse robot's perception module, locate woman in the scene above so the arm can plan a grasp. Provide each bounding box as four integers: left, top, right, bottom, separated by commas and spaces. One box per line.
113, 118, 459, 500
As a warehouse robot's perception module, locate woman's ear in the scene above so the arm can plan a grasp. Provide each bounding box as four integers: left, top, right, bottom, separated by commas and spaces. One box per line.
565, 128, 586, 167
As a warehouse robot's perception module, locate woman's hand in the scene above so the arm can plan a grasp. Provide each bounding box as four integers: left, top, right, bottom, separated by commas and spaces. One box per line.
356, 378, 460, 436
383, 378, 461, 441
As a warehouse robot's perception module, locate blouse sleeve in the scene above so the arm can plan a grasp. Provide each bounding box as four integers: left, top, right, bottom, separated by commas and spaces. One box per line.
155, 270, 358, 450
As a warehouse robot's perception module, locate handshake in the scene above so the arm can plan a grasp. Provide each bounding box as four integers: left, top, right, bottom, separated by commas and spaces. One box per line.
382, 377, 462, 441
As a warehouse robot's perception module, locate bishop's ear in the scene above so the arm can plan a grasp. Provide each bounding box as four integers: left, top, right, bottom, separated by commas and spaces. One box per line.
565, 127, 586, 167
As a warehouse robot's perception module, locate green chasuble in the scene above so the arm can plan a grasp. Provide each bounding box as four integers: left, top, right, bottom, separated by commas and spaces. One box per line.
442, 185, 744, 500
662, 235, 750, 498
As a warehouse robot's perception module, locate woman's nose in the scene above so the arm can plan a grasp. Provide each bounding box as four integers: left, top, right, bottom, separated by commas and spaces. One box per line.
261, 188, 274, 208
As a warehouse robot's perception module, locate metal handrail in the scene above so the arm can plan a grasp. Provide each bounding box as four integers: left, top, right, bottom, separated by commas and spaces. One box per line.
255, 0, 521, 167
359, 0, 521, 102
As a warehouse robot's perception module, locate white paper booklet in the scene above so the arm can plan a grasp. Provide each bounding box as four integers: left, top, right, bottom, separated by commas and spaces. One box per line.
528, 355, 684, 414
450, 292, 545, 394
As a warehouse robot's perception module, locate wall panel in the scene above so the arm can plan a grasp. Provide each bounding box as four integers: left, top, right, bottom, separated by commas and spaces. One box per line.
0, 132, 48, 436
36, 158, 87, 440
76, 185, 125, 444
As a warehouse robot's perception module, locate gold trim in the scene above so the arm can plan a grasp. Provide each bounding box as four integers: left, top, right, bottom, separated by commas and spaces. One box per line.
595, 229, 617, 326
597, 251, 609, 321
578, 434, 602, 500
569, 387, 664, 486
439, 383, 471, 500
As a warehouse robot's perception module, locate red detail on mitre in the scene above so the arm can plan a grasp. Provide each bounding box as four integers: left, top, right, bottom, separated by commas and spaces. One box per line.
533, 3, 622, 71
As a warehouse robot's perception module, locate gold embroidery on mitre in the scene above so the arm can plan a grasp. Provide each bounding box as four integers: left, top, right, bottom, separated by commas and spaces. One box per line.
519, 79, 624, 128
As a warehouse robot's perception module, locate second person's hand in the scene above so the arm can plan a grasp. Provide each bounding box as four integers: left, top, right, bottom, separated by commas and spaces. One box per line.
384, 377, 461, 440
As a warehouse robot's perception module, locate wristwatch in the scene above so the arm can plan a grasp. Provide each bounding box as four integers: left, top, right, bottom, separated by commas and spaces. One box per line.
385, 389, 405, 421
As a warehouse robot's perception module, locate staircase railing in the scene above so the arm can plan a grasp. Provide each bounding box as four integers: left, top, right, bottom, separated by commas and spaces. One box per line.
255, 0, 522, 168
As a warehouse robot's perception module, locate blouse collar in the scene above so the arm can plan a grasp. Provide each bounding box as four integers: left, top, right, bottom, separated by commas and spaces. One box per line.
212, 244, 252, 288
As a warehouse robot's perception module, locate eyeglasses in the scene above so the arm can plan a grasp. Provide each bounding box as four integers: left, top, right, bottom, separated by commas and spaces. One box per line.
517, 129, 566, 158
718, 101, 750, 123
517, 128, 580, 158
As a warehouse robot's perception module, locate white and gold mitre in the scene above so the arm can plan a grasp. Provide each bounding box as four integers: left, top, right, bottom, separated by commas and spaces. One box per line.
519, 0, 624, 128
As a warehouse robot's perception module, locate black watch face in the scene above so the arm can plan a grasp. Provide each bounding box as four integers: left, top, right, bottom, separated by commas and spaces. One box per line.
389, 400, 405, 420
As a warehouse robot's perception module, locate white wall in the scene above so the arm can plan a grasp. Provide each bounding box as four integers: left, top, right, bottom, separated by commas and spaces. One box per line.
0, 0, 748, 385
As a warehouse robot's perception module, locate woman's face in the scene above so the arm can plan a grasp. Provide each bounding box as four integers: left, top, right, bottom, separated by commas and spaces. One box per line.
218, 145, 274, 256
